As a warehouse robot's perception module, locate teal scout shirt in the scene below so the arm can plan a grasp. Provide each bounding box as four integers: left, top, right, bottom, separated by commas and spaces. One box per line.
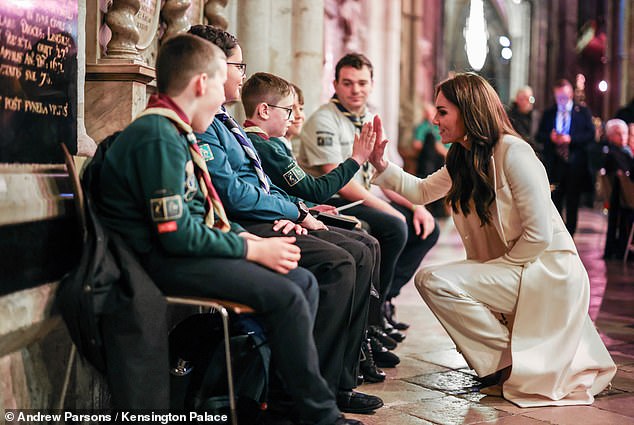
247, 131, 360, 204
99, 114, 246, 258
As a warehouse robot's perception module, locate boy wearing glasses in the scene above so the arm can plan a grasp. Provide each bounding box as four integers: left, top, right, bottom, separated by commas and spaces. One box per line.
189, 25, 383, 420
242, 74, 375, 207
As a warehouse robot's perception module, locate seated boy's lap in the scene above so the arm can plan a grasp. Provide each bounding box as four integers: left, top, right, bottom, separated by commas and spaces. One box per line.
140, 252, 317, 313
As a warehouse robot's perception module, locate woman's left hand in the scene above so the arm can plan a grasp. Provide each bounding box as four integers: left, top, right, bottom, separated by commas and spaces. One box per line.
412, 205, 435, 239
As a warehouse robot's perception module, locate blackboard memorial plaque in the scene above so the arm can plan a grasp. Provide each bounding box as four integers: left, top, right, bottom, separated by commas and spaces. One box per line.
0, 0, 78, 163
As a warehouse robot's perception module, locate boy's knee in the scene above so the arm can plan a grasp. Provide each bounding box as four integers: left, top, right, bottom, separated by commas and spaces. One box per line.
288, 267, 319, 312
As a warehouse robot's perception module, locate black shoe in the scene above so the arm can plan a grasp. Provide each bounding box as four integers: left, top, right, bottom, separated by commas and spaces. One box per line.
382, 318, 406, 343
332, 415, 364, 425
359, 338, 386, 383
369, 336, 400, 368
384, 300, 410, 330
368, 325, 397, 350
336, 390, 383, 414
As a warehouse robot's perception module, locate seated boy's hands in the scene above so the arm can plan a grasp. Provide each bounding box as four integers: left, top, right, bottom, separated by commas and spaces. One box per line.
273, 219, 308, 235
239, 231, 262, 241
245, 237, 301, 274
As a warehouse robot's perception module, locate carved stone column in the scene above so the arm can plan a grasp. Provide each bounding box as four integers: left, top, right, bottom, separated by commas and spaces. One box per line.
238, 0, 272, 73
204, 0, 229, 29
162, 0, 192, 40
292, 0, 324, 117
105, 0, 142, 61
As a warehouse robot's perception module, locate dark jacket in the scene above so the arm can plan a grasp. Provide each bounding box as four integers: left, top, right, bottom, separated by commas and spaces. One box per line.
537, 102, 595, 184
247, 130, 360, 204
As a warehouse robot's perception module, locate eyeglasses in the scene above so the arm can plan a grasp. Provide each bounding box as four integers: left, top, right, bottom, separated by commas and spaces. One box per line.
267, 104, 294, 120
227, 62, 247, 76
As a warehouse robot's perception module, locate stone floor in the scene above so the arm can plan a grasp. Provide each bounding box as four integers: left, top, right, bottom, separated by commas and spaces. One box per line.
347, 208, 634, 425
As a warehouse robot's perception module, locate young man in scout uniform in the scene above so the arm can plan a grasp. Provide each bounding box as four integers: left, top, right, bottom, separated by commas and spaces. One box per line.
300, 53, 440, 335
97, 33, 360, 425
188, 25, 383, 416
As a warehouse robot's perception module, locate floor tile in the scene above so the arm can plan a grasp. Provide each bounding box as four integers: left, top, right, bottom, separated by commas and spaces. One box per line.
522, 405, 634, 425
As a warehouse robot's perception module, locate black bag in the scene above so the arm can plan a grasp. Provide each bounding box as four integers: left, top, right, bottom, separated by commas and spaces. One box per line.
55, 132, 123, 373
169, 313, 271, 422
56, 133, 170, 409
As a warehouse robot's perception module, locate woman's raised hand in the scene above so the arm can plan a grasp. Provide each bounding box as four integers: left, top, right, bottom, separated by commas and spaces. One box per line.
369, 115, 389, 173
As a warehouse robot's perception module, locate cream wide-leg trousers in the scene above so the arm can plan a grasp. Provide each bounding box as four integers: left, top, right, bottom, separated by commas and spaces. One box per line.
415, 260, 521, 377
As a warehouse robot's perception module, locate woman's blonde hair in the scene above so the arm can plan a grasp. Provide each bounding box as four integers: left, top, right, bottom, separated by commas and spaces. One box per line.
436, 73, 519, 225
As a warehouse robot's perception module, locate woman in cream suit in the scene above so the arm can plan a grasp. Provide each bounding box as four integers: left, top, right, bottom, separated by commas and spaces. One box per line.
369, 73, 616, 407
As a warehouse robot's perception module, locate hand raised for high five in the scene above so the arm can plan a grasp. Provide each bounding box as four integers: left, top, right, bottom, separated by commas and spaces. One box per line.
350, 121, 377, 166
369, 115, 389, 173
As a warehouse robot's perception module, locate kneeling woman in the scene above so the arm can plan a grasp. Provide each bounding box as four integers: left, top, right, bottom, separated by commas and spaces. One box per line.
369, 73, 616, 407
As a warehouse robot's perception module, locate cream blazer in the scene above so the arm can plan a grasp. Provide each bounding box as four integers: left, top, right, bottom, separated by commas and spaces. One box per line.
374, 134, 616, 407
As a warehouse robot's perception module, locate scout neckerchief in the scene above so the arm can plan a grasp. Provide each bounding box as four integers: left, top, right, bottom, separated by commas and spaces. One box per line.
243, 122, 309, 189
138, 94, 231, 232
216, 107, 271, 193
330, 95, 372, 189
242, 120, 269, 140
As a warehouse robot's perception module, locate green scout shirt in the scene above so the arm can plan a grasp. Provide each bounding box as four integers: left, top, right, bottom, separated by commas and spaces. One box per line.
246, 129, 360, 204
99, 114, 246, 258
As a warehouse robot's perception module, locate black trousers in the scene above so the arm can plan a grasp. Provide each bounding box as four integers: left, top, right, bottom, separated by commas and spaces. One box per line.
241, 222, 373, 393
326, 199, 439, 325
552, 163, 586, 236
141, 251, 340, 425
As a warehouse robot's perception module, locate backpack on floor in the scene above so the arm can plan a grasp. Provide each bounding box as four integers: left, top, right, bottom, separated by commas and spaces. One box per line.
169, 312, 270, 422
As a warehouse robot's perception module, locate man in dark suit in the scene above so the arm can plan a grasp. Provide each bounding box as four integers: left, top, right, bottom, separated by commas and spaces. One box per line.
537, 79, 595, 236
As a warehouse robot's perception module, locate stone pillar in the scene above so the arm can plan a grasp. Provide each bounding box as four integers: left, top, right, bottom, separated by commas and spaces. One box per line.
269, 0, 293, 80
530, 0, 550, 110
508, 1, 532, 102
237, 0, 272, 74
364, 0, 402, 165
291, 0, 324, 117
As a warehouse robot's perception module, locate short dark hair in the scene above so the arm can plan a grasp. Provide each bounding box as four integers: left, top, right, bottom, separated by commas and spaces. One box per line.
553, 79, 573, 90
291, 83, 304, 105
188, 24, 238, 57
241, 72, 292, 117
156, 33, 225, 96
335, 53, 373, 81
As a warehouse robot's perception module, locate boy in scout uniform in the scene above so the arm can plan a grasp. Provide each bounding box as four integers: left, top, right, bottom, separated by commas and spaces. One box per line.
98, 34, 358, 425
189, 25, 384, 416
240, 72, 374, 205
